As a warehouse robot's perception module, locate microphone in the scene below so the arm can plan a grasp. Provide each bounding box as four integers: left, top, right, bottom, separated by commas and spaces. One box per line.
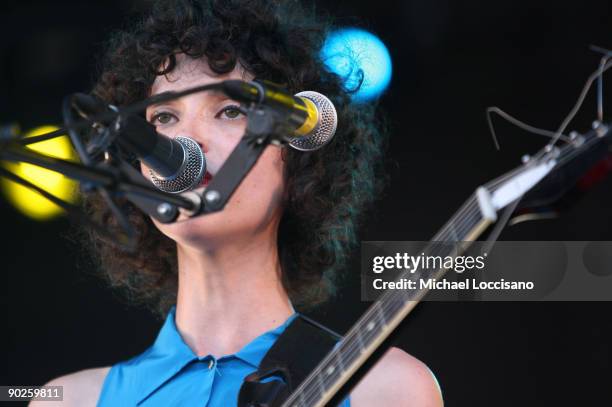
114, 114, 205, 193
72, 94, 205, 194
221, 80, 338, 151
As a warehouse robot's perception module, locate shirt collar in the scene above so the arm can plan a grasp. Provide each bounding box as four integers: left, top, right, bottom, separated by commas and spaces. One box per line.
134, 305, 297, 404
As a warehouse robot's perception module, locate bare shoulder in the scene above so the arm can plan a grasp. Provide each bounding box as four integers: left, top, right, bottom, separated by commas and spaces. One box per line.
350, 347, 443, 407
29, 366, 111, 407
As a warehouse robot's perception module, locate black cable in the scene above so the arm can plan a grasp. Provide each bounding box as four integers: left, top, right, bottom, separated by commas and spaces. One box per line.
122, 82, 225, 115
15, 128, 68, 145
63, 94, 93, 166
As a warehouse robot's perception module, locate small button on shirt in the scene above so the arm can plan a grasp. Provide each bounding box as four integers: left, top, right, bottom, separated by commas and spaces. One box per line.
96, 306, 350, 407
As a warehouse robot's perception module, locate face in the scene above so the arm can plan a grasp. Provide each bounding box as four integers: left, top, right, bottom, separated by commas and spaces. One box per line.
142, 54, 285, 250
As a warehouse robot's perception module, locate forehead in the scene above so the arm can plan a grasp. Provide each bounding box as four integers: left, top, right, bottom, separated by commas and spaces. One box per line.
150, 54, 251, 96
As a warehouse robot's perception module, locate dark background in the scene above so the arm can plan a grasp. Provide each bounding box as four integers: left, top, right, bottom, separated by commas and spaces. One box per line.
2, 0, 612, 405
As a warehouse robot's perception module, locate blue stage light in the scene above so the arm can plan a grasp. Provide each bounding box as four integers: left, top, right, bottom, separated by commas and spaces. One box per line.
321, 28, 393, 102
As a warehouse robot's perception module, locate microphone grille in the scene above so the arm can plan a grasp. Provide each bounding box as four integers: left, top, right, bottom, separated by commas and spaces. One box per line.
289, 91, 338, 151
150, 136, 205, 193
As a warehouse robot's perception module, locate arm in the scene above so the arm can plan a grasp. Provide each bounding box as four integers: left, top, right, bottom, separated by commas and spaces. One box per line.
28, 367, 110, 407
350, 347, 443, 407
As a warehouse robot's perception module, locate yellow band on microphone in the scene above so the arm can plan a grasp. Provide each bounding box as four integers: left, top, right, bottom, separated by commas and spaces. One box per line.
294, 97, 319, 136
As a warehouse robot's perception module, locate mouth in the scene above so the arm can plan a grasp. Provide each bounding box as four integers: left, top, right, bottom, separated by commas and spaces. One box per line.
198, 171, 213, 188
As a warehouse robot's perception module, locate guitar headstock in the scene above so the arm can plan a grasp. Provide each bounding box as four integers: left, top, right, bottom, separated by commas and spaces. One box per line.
513, 122, 612, 224
480, 121, 612, 226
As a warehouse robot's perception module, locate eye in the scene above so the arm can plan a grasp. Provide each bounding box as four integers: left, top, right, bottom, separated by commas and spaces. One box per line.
149, 111, 177, 125
216, 104, 245, 121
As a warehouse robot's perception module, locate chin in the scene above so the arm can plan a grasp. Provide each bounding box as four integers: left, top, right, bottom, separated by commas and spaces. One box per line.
153, 206, 277, 251
154, 211, 230, 247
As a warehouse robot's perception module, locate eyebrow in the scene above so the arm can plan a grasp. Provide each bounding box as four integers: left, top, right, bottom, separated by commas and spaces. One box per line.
146, 89, 230, 112
145, 91, 180, 111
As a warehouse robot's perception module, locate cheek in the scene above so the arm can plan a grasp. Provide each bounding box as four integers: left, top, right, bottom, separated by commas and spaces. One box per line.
203, 121, 247, 173
231, 145, 285, 216
217, 145, 286, 232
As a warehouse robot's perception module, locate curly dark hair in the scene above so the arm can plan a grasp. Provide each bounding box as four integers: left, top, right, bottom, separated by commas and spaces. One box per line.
84, 0, 389, 317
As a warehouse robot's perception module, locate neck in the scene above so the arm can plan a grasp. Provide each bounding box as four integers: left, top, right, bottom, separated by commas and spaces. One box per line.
174, 231, 294, 358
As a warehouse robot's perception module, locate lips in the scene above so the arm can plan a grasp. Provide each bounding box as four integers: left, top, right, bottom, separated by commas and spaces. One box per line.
198, 171, 213, 188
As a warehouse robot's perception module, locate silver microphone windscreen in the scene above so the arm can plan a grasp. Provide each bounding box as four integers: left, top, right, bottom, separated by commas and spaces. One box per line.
149, 136, 205, 193
289, 91, 338, 151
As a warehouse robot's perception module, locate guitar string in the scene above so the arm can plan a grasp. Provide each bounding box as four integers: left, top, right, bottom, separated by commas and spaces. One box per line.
548, 58, 612, 146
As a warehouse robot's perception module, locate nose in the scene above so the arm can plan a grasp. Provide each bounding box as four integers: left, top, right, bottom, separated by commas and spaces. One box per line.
169, 114, 210, 155
168, 114, 220, 177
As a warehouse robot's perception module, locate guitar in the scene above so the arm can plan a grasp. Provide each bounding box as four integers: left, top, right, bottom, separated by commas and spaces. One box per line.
279, 121, 612, 407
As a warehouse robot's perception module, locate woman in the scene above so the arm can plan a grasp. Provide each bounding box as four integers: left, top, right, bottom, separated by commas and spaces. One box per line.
33, 0, 443, 406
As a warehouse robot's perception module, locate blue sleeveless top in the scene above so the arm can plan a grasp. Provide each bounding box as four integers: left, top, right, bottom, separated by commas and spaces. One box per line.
97, 306, 350, 406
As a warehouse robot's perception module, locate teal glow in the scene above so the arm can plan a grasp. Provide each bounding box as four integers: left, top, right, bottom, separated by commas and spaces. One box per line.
321, 28, 393, 102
